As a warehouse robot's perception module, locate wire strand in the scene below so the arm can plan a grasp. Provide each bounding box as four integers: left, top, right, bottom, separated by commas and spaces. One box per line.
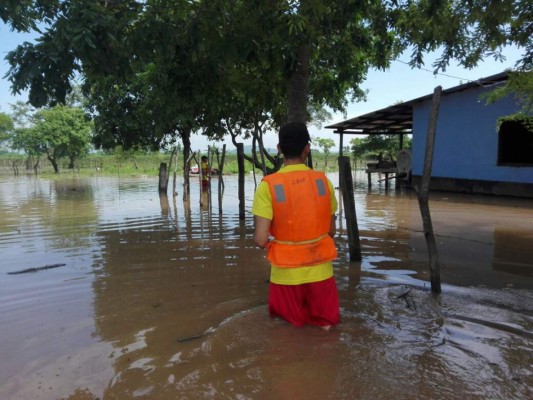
394, 59, 483, 85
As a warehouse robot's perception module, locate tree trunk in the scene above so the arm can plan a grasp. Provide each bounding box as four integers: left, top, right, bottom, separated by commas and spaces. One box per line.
287, 43, 311, 124
218, 144, 226, 215
227, 122, 246, 220
11, 161, 19, 176
47, 154, 59, 174
181, 129, 191, 198
159, 163, 168, 194
33, 158, 40, 175
173, 145, 179, 197
236, 142, 245, 220
166, 148, 177, 190
339, 156, 362, 261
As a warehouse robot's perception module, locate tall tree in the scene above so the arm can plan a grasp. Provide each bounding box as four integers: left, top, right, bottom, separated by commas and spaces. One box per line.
10, 105, 92, 173
0, 112, 14, 146
313, 137, 335, 170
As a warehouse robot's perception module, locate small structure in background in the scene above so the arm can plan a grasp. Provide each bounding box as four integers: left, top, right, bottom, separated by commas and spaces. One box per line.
327, 71, 532, 198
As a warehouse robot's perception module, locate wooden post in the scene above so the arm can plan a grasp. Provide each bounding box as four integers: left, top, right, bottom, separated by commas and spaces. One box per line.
183, 152, 196, 200
338, 156, 362, 261
218, 144, 226, 215
173, 146, 179, 197
236, 143, 245, 220
159, 192, 169, 216
339, 131, 344, 157
172, 169, 178, 196
417, 86, 442, 294
198, 150, 204, 208
158, 163, 168, 194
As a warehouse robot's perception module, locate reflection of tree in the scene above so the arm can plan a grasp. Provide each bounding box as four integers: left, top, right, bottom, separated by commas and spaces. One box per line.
360, 193, 416, 271
50, 180, 99, 243
90, 211, 268, 396
0, 179, 99, 253
159, 193, 169, 217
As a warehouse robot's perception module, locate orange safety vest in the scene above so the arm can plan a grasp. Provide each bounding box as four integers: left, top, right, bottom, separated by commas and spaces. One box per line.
262, 169, 337, 267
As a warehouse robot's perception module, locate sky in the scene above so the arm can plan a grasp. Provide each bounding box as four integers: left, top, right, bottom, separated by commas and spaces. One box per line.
0, 22, 526, 151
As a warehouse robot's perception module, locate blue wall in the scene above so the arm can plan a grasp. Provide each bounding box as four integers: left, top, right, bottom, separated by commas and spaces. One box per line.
412, 85, 533, 184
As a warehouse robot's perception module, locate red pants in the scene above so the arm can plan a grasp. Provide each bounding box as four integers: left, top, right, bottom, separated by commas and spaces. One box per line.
268, 277, 340, 327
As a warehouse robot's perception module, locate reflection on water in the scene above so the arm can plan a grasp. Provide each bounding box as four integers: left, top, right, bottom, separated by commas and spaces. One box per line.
0, 173, 532, 400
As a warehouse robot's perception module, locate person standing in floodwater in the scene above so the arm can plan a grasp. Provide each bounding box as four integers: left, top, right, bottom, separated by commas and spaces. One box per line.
200, 155, 210, 192
252, 122, 340, 330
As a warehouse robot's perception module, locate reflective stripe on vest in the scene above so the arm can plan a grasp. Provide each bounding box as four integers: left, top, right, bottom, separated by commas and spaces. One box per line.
262, 170, 337, 267
273, 177, 326, 204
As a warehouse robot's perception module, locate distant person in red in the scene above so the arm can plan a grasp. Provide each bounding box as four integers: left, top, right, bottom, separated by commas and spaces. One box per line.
252, 122, 340, 330
200, 156, 210, 192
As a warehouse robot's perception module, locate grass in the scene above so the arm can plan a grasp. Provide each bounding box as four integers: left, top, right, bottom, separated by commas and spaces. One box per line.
0, 150, 354, 177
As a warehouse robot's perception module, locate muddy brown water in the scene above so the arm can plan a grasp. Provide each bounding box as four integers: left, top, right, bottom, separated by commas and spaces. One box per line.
0, 173, 532, 400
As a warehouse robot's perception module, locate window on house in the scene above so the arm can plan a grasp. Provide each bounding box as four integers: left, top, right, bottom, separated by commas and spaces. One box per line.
498, 120, 533, 166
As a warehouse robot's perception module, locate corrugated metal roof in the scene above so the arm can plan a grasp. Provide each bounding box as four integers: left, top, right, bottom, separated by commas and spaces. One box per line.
325, 71, 509, 135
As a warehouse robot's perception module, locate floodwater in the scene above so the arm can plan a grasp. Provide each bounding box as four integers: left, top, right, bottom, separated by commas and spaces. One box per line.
0, 172, 532, 400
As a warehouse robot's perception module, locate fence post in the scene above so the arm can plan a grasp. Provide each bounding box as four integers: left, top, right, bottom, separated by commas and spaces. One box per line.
158, 162, 168, 194
338, 156, 362, 261
417, 86, 442, 294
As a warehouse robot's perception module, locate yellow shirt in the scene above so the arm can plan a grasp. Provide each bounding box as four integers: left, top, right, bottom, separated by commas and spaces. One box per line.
201, 161, 209, 182
252, 164, 338, 285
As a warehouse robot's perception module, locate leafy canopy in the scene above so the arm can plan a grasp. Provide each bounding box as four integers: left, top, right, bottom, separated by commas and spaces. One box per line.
1, 0, 531, 151
9, 104, 93, 170
0, 112, 14, 144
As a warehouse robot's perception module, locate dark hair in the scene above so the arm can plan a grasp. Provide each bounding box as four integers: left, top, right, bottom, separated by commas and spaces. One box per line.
201, 156, 208, 161
278, 122, 310, 158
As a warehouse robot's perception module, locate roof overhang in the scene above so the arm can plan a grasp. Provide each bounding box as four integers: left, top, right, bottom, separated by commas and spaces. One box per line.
325, 103, 412, 135
325, 71, 509, 135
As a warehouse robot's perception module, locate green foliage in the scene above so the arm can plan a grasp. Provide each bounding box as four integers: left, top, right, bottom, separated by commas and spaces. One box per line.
8, 100, 35, 128
350, 134, 412, 161
0, 1, 61, 32
496, 114, 533, 133
9, 105, 93, 172
85, 77, 169, 151
8, 101, 40, 156
313, 137, 335, 155
482, 71, 533, 117
480, 70, 533, 133
392, 1, 532, 71
0, 112, 14, 144
313, 136, 336, 170
2, 0, 532, 152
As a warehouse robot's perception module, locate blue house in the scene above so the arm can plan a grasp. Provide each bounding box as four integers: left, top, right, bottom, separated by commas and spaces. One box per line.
326, 72, 533, 198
